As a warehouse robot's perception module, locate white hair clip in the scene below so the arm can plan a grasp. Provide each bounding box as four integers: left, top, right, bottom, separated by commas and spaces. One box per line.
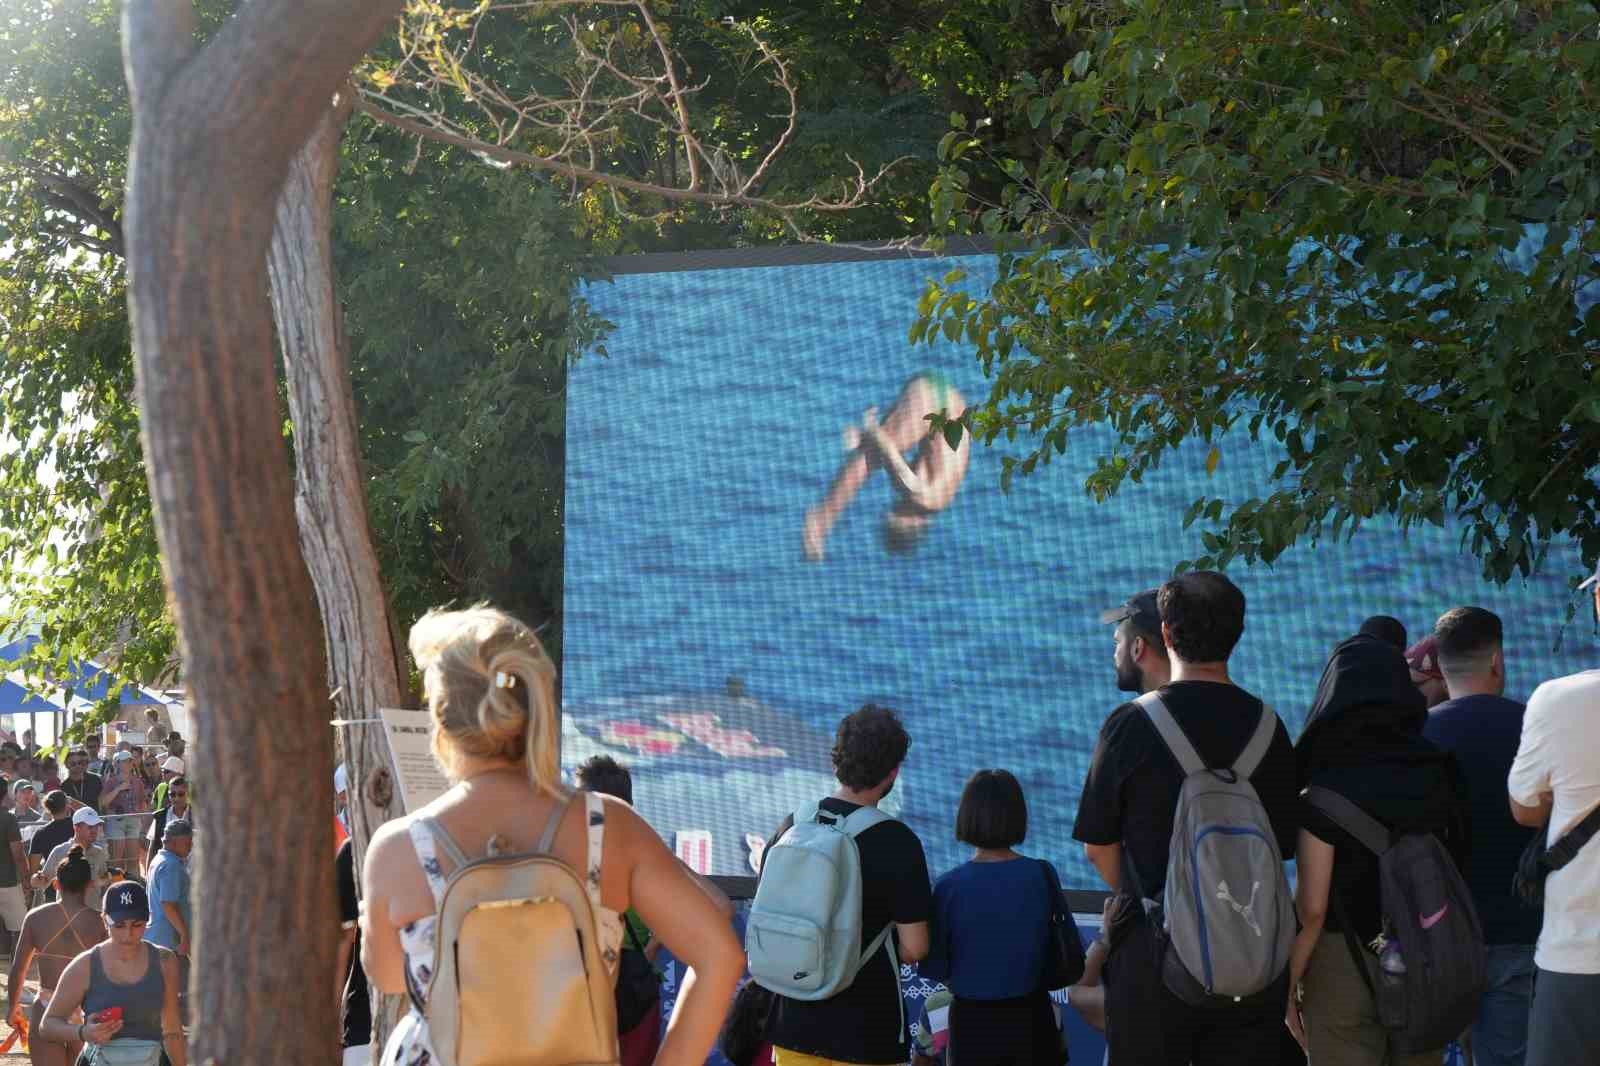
494, 671, 517, 690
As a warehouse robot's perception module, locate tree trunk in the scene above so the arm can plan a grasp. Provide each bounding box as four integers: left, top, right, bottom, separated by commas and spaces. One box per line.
266, 98, 410, 1050
120, 0, 403, 1061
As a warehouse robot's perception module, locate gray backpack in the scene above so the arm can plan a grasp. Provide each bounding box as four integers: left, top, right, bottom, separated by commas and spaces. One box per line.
745, 802, 898, 1007
1136, 692, 1295, 1003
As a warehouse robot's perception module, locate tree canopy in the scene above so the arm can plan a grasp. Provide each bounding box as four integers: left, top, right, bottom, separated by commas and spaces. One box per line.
919, 0, 1600, 585
0, 0, 976, 692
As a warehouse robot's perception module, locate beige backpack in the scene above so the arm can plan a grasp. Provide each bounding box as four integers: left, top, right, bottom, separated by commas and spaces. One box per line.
413, 791, 621, 1066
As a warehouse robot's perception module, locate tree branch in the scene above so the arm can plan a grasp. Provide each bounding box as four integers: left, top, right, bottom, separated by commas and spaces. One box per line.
23, 163, 125, 257
352, 92, 906, 216
361, 2, 904, 230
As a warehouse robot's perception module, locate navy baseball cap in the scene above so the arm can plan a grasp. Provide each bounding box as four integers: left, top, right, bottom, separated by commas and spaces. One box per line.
103, 880, 150, 923
1101, 589, 1161, 636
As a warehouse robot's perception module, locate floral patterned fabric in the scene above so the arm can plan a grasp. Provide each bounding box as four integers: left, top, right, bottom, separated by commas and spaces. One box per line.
381, 791, 624, 1066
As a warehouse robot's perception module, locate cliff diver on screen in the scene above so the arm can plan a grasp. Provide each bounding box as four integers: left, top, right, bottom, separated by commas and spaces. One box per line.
803, 370, 972, 560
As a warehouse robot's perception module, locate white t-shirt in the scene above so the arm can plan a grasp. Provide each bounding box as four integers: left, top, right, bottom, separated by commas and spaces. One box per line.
1509, 668, 1600, 974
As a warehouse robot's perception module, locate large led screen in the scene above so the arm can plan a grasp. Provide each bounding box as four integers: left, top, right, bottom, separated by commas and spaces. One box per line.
562, 249, 1590, 890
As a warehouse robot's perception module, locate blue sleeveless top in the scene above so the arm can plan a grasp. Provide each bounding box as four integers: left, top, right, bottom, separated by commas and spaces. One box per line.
82, 943, 165, 1043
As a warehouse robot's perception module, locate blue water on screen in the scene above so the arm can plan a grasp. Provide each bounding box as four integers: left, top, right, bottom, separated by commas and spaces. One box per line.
564, 253, 1592, 890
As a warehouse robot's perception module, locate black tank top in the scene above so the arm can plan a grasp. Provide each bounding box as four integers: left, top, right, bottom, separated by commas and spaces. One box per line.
82, 944, 165, 1043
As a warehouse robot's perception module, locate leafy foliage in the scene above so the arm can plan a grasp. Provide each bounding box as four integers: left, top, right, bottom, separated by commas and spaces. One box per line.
0, 0, 171, 700
0, 0, 971, 688
919, 0, 1600, 583
336, 131, 611, 649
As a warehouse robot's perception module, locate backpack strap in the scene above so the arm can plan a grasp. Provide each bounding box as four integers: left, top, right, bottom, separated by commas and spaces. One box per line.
1136, 692, 1205, 775
839, 804, 891, 838
1546, 800, 1600, 872
1303, 786, 1392, 856
406, 820, 452, 907
536, 791, 575, 854
420, 816, 472, 869
1231, 703, 1278, 778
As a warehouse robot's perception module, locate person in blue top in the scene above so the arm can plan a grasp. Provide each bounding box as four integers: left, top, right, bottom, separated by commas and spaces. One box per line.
144, 819, 192, 959
921, 769, 1064, 1066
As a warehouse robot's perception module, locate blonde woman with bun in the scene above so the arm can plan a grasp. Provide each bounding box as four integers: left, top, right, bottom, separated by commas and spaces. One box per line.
362, 606, 744, 1066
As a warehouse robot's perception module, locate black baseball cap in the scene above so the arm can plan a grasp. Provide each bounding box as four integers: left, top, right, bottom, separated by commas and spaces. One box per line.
1100, 589, 1161, 637
104, 880, 150, 923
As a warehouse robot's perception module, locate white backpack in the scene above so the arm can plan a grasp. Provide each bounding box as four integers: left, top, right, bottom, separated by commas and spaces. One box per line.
746, 802, 896, 1004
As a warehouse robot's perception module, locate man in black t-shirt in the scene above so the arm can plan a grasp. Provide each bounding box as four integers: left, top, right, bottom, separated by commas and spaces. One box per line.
58, 748, 101, 811
763, 704, 932, 1066
27, 791, 73, 901
336, 838, 372, 1065
1075, 572, 1299, 1066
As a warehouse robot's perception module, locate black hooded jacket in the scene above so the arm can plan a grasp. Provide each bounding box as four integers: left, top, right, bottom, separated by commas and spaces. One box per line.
1295, 634, 1470, 942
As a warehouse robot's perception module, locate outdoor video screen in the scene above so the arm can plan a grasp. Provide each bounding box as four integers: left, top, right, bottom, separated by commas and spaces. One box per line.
561, 250, 1590, 890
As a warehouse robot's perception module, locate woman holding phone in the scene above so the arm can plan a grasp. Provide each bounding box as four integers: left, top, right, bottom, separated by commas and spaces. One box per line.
39, 880, 186, 1066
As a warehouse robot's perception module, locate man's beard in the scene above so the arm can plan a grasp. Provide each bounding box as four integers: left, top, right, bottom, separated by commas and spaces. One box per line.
1115, 656, 1144, 694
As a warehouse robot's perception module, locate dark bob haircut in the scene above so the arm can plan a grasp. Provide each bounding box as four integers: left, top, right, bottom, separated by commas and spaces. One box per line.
831, 704, 910, 791
955, 768, 1027, 849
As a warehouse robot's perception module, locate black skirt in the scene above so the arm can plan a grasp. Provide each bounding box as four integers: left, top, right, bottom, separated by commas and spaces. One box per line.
947, 988, 1064, 1066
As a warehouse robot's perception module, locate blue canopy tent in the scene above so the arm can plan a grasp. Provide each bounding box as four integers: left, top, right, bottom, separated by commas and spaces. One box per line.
0, 637, 167, 748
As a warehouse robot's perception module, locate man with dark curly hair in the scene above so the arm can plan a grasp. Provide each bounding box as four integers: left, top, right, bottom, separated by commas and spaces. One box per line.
760, 704, 932, 1066
1074, 571, 1299, 1066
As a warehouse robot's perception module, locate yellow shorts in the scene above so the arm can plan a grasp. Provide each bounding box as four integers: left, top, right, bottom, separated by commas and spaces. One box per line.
772, 1048, 877, 1066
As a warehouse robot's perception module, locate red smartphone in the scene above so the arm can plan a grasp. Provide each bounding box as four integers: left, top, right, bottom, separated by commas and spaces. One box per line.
92, 1007, 122, 1024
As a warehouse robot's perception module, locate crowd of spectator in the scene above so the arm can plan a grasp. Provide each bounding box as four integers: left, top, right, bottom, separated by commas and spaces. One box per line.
0, 707, 193, 1066
329, 559, 1600, 1066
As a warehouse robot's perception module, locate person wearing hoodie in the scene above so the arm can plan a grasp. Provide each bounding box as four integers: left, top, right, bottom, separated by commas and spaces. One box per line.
1284, 633, 1471, 1066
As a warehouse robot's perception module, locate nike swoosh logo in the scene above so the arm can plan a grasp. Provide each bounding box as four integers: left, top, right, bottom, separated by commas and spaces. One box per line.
1420, 905, 1449, 930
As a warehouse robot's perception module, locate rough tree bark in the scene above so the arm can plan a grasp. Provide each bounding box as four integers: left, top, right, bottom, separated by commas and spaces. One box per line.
266, 98, 409, 1048
120, 0, 403, 1060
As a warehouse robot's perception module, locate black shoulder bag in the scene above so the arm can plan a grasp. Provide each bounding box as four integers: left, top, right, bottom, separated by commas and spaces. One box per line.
1513, 801, 1600, 908
1039, 859, 1087, 990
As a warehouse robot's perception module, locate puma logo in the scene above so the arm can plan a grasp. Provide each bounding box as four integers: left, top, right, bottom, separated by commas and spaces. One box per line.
1216, 880, 1263, 937
1420, 905, 1449, 930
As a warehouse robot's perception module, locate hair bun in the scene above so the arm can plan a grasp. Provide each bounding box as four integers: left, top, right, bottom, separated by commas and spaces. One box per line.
478, 651, 533, 743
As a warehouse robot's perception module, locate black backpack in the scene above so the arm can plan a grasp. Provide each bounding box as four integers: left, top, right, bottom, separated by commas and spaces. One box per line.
1305, 787, 1487, 1053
